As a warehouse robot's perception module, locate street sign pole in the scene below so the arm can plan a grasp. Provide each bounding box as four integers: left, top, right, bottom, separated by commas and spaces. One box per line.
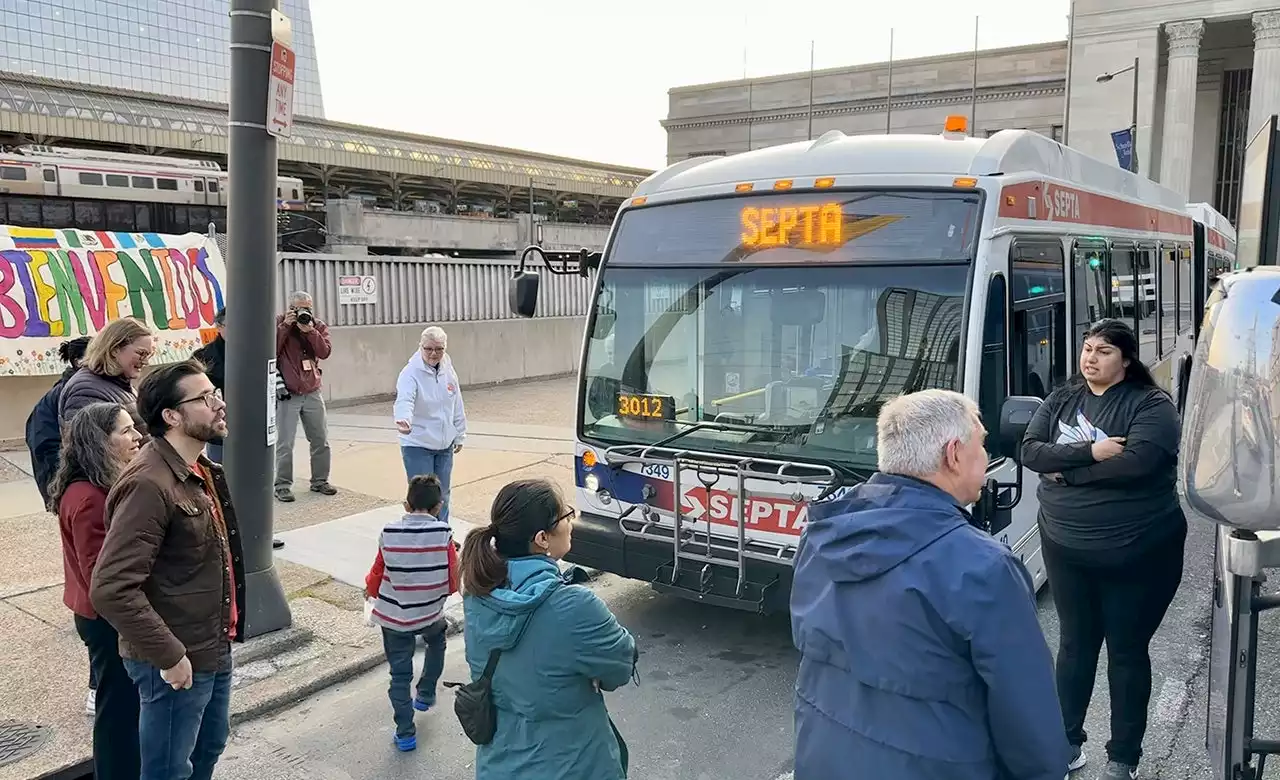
228, 0, 291, 637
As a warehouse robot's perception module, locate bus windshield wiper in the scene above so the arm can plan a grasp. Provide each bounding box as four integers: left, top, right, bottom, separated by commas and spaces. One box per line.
647, 418, 794, 450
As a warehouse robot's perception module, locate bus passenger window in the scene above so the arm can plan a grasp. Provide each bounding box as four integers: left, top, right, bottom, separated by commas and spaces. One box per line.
978, 275, 1007, 452
1177, 246, 1193, 333
1109, 245, 1137, 322
1160, 248, 1177, 354
1071, 243, 1108, 350
1011, 240, 1067, 398
1134, 246, 1158, 362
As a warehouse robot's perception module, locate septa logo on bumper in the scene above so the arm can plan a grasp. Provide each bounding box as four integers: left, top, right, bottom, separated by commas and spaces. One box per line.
679, 487, 807, 536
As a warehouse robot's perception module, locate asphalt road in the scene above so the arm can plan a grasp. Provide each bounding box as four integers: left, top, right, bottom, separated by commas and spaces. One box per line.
213, 515, 1280, 780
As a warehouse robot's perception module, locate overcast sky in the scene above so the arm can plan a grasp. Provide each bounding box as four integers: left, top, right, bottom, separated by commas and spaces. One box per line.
309, 0, 1069, 170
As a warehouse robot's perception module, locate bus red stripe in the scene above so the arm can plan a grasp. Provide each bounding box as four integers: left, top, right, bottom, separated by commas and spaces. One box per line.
997, 181, 1195, 237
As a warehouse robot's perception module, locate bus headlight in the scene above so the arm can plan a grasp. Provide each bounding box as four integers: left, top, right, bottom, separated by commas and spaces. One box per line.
585, 473, 601, 493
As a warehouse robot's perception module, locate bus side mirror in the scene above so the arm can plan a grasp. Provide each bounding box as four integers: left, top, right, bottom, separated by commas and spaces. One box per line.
509, 271, 540, 318
999, 395, 1041, 462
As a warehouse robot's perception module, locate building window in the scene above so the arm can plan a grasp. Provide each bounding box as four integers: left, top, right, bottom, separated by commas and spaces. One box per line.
1215, 68, 1252, 226
1051, 125, 1064, 143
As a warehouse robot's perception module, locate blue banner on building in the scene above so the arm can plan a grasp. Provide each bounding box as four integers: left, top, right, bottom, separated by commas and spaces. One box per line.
1111, 128, 1137, 172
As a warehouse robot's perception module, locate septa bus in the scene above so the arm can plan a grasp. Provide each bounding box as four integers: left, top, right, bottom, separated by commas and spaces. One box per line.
510, 116, 1235, 614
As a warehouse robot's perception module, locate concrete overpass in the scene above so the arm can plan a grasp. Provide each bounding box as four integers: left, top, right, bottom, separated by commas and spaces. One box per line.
0, 73, 651, 223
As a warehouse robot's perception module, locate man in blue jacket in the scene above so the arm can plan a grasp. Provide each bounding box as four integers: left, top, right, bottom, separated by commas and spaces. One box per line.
791, 389, 1070, 780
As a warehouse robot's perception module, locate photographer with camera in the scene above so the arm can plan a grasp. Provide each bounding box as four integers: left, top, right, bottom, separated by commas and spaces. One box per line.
274, 290, 337, 503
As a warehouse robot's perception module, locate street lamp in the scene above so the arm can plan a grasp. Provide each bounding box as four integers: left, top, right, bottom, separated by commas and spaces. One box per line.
1096, 57, 1140, 173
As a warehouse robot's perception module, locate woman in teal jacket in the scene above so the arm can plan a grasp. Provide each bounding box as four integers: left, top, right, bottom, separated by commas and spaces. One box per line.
460, 479, 637, 779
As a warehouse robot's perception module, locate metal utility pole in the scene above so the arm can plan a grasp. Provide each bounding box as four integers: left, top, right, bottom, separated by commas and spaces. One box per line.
227, 0, 291, 636
1063, 0, 1076, 145
970, 17, 980, 130
886, 29, 894, 133
806, 41, 815, 140
1097, 57, 1141, 174
1129, 56, 1140, 173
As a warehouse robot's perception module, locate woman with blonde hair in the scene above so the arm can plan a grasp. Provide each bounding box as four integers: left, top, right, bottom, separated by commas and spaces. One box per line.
59, 317, 153, 427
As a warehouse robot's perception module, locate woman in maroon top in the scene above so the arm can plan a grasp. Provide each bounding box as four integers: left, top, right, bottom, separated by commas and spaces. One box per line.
50, 401, 143, 780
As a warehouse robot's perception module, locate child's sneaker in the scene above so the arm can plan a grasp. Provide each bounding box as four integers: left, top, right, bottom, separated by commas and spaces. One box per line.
413, 697, 433, 712
394, 734, 416, 752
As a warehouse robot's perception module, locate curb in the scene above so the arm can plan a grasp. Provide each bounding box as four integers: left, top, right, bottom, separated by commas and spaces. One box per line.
228, 567, 601, 725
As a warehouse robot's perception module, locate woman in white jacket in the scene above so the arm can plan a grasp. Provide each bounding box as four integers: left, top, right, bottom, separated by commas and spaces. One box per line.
393, 326, 467, 523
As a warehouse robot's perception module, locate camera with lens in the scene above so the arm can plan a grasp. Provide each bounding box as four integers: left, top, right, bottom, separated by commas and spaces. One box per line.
294, 307, 314, 326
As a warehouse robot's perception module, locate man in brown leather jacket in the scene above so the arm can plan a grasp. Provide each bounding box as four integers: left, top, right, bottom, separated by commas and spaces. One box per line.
91, 359, 243, 780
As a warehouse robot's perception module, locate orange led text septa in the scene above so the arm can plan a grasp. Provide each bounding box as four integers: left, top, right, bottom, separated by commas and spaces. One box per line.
741, 204, 843, 248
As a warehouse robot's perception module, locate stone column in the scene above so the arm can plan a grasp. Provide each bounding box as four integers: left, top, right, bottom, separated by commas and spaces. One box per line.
1250, 10, 1280, 138
1159, 20, 1204, 197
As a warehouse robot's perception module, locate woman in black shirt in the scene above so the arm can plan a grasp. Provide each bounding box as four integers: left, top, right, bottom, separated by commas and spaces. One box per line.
1021, 319, 1186, 780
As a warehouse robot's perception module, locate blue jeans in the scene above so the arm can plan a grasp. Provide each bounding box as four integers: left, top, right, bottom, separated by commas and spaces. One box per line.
124, 657, 233, 780
400, 446, 454, 523
381, 619, 448, 737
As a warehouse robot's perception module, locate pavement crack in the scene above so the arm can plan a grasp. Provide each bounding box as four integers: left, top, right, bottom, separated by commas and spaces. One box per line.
5, 598, 62, 629
453, 454, 563, 489
1, 583, 60, 600
1152, 597, 1214, 777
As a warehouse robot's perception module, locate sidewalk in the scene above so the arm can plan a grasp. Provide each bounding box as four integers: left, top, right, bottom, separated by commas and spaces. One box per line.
0, 380, 576, 780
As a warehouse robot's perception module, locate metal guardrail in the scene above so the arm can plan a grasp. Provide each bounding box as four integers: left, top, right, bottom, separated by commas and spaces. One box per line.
272, 252, 593, 326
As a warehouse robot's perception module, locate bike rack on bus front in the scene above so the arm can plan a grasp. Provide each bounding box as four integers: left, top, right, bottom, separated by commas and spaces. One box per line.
601, 440, 836, 613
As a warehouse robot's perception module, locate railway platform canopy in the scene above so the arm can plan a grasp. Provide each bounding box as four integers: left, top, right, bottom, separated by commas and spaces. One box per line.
0, 73, 649, 215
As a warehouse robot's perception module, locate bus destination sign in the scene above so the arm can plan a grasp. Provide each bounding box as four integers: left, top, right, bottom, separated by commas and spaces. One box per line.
741, 203, 843, 249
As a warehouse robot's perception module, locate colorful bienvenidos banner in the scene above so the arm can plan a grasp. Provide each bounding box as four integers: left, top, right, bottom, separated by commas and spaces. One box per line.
0, 226, 226, 376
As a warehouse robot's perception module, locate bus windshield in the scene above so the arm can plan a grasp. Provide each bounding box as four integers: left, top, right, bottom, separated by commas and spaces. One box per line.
580, 190, 979, 468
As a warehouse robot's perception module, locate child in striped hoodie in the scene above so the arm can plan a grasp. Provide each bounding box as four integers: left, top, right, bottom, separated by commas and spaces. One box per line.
364, 474, 459, 752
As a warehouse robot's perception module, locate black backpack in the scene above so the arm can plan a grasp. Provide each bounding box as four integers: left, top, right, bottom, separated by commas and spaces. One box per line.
445, 648, 503, 745
444, 581, 560, 745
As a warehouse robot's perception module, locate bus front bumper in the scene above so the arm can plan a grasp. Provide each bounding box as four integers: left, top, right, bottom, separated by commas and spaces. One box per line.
564, 509, 795, 615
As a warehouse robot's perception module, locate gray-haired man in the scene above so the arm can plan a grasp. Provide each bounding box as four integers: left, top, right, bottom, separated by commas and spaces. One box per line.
791, 389, 1070, 780
274, 291, 336, 502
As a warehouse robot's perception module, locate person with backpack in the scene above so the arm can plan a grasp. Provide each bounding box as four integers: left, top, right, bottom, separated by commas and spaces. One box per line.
458, 479, 637, 779
26, 336, 91, 507
363, 474, 459, 752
